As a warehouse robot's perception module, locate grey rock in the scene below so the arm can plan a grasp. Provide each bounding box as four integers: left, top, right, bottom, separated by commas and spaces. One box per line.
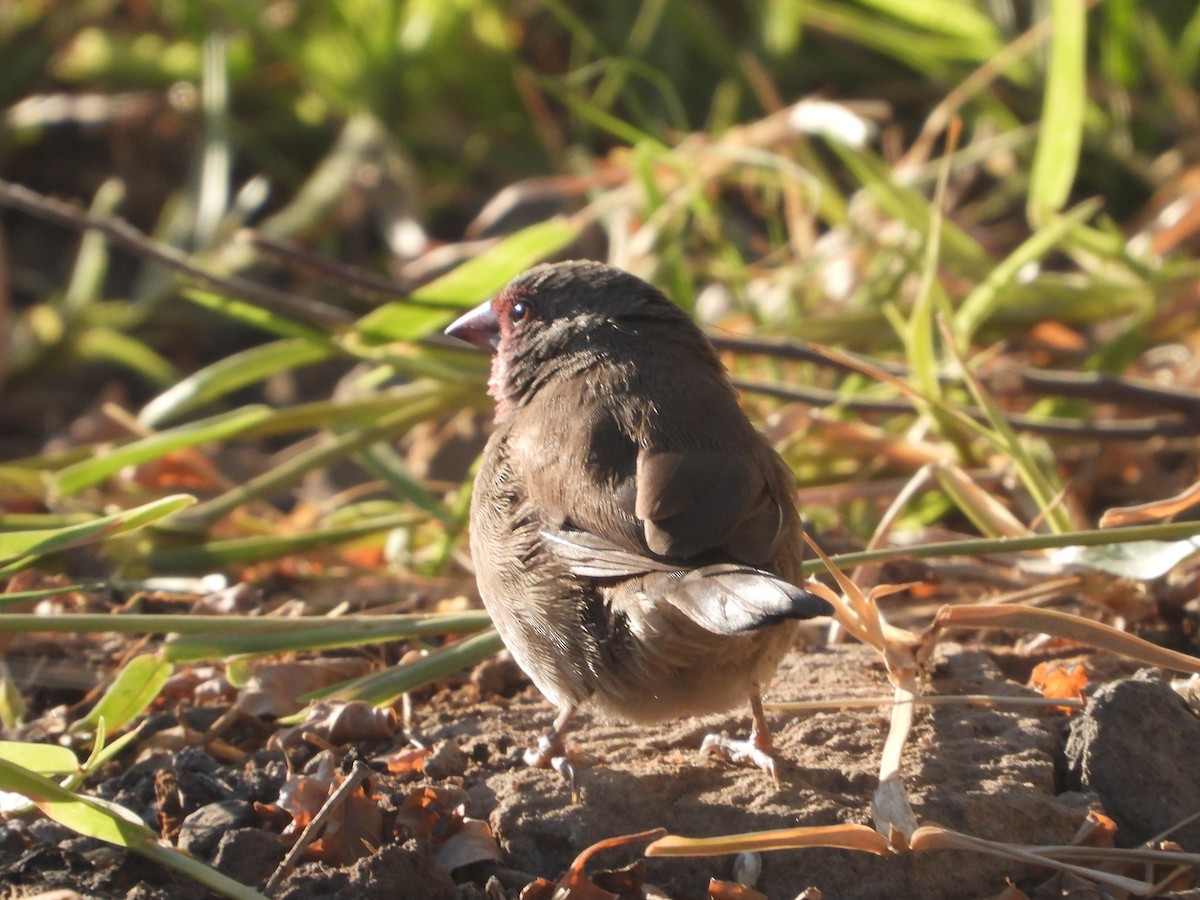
178, 799, 254, 857
1065, 669, 1200, 850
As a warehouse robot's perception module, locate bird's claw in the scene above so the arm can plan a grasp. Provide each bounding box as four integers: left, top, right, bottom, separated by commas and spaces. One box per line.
551, 755, 580, 803
523, 735, 581, 802
701, 733, 780, 786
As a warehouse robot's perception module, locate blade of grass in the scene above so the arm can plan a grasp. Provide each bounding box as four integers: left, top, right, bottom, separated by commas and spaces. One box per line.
0, 610, 490, 638
54, 406, 273, 496
163, 611, 492, 663
162, 382, 471, 532
139, 338, 336, 428
647, 824, 893, 857
909, 825, 1154, 895
0, 581, 106, 610
936, 316, 1073, 533
144, 510, 423, 571
72, 326, 178, 386
355, 217, 582, 341
0, 741, 81, 776
183, 288, 340, 341
309, 628, 504, 705
793, 519, 1200, 577
0, 495, 196, 572
955, 198, 1101, 341
72, 654, 173, 734
1028, 0, 1087, 223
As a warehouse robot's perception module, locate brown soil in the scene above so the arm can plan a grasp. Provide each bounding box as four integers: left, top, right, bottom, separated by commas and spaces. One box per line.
0, 641, 1098, 899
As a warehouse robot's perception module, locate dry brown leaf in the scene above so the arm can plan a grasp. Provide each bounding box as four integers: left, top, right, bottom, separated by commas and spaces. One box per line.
1100, 478, 1200, 528
932, 604, 1200, 675
395, 784, 470, 843
521, 829, 667, 900
276, 771, 334, 830
393, 785, 502, 874
269, 752, 385, 866
434, 818, 504, 872
276, 700, 397, 751
339, 545, 387, 567
1027, 320, 1086, 351
241, 660, 375, 719
647, 824, 892, 857
306, 782, 384, 867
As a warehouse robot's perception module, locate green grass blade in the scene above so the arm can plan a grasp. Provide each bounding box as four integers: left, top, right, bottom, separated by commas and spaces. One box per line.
54, 406, 274, 496
0, 741, 81, 776
309, 627, 504, 705
1028, 0, 1086, 223
0, 495, 196, 570
184, 288, 338, 341
355, 218, 583, 342
162, 611, 493, 663
72, 654, 174, 734
162, 383, 468, 532
0, 581, 106, 610
139, 338, 336, 428
72, 326, 179, 386
937, 318, 1073, 533
955, 198, 1101, 341
144, 511, 422, 571
0, 611, 490, 637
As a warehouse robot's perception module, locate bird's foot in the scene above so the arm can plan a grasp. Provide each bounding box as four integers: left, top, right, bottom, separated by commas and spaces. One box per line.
523, 732, 582, 802
700, 732, 779, 785
523, 732, 567, 768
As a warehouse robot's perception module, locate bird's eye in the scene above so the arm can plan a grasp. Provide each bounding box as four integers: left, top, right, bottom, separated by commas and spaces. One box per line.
509, 299, 532, 324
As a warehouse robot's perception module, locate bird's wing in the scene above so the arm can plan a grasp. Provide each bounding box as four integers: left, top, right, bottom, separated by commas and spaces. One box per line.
543, 527, 831, 632
540, 526, 678, 578
651, 564, 832, 633
634, 446, 784, 564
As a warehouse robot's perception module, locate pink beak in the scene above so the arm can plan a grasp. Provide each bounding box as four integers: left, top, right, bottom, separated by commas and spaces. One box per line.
444, 300, 500, 351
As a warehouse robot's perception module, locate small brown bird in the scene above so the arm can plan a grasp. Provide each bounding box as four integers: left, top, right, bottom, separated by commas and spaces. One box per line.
445, 260, 830, 783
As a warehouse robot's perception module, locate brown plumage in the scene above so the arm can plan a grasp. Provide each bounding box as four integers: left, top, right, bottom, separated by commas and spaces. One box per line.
446, 260, 830, 782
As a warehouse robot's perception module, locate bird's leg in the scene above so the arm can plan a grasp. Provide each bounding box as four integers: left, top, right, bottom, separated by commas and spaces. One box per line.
700, 692, 780, 786
524, 706, 581, 800
523, 705, 575, 766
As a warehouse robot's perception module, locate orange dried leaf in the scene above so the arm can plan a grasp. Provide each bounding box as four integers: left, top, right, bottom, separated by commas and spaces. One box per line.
385, 746, 430, 774
530, 829, 667, 900
648, 824, 892, 857
133, 448, 225, 491
1028, 320, 1086, 351
1029, 662, 1088, 713
395, 784, 470, 844
709, 878, 768, 899
340, 545, 387, 568
1069, 811, 1117, 849
1099, 478, 1200, 528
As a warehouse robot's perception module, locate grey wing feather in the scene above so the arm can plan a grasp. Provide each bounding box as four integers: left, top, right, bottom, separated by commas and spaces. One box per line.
651, 564, 833, 635
541, 527, 679, 578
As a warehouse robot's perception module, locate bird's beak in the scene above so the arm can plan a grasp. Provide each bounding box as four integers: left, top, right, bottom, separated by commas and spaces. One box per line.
444, 299, 500, 351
